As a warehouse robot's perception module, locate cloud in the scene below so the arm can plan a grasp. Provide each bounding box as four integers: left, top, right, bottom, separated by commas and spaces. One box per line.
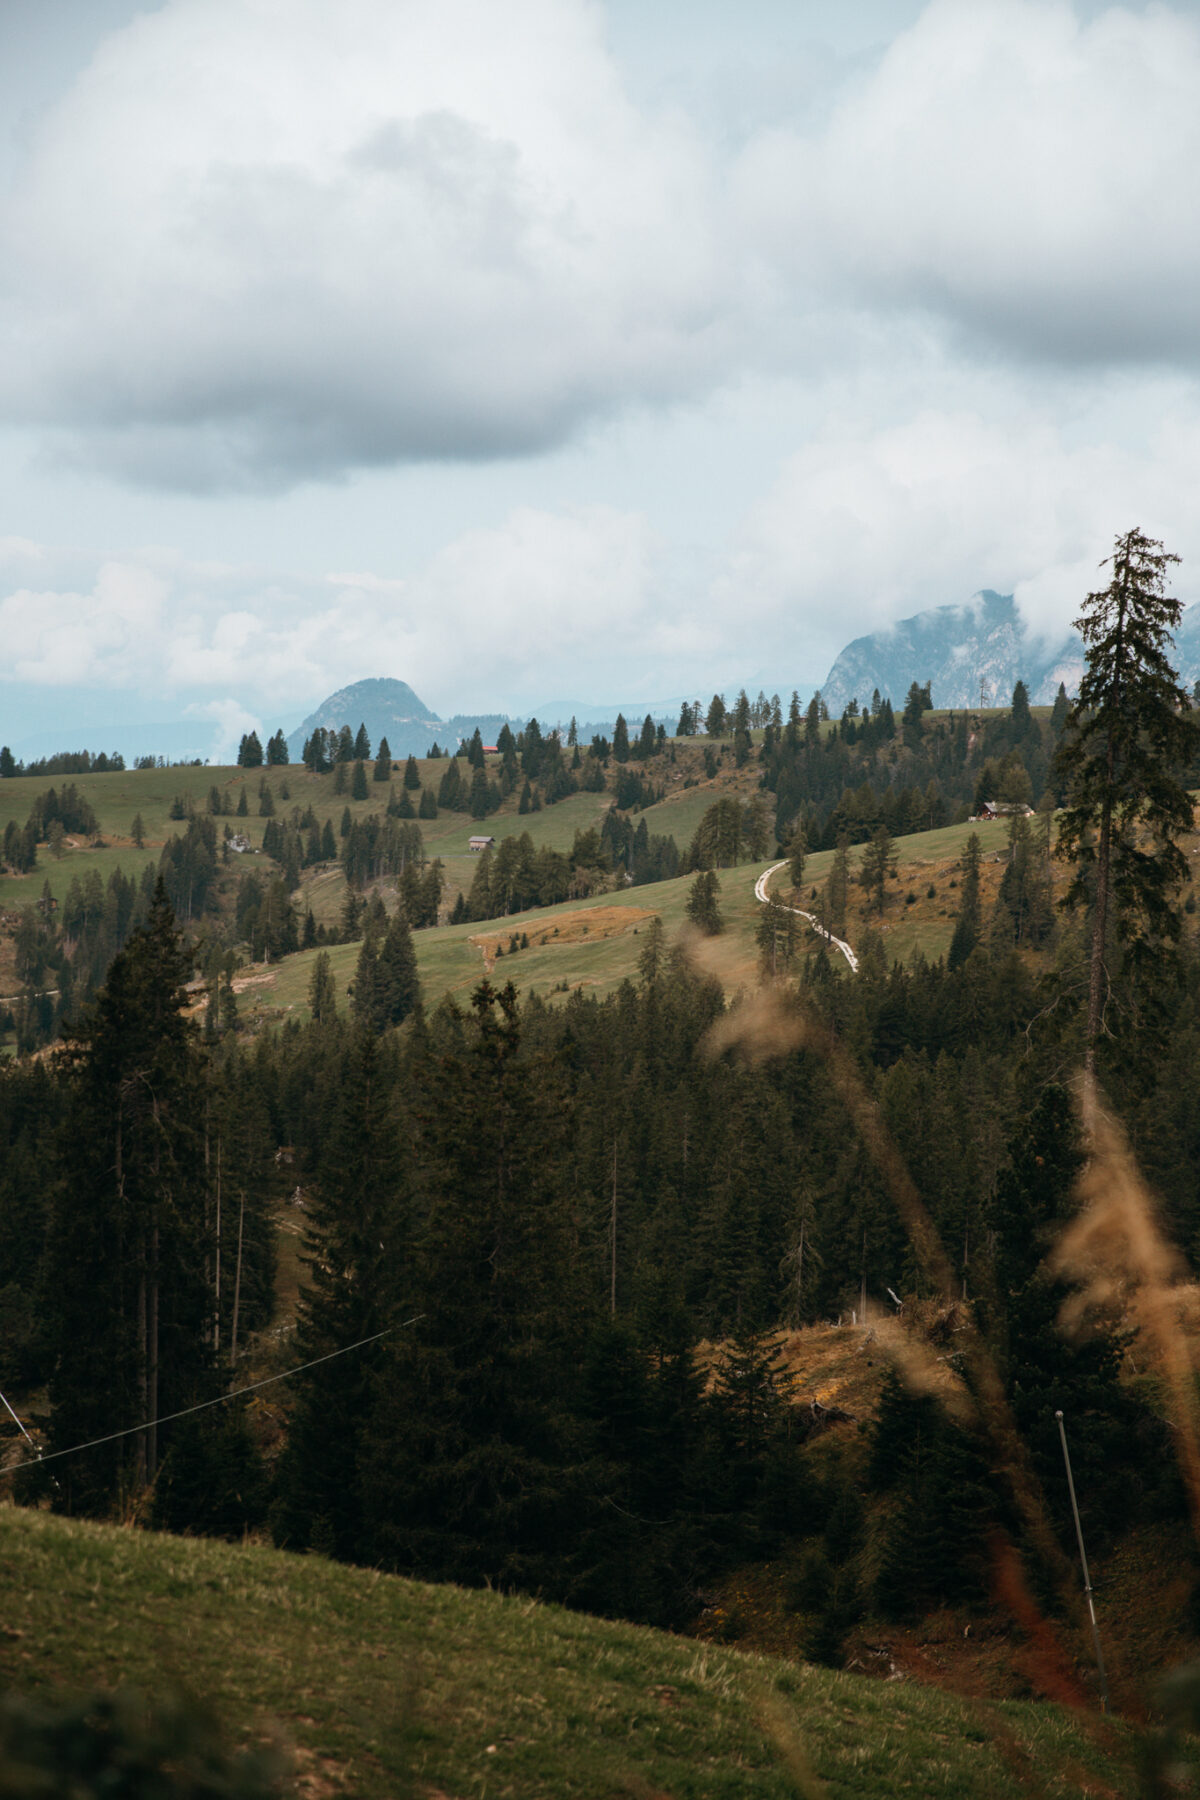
0, 0, 726, 489
714, 377, 1200, 673
0, 560, 168, 685
0, 506, 681, 720
733, 0, 1200, 364
184, 696, 265, 764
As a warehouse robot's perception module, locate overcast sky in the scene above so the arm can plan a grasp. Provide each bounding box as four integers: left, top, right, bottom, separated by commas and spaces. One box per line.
2, 0, 1198, 756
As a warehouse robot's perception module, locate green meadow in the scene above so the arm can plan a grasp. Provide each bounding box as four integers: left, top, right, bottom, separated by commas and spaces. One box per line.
0, 1506, 1132, 1800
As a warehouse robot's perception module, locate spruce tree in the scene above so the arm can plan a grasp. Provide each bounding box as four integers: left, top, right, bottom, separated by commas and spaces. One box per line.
273, 1030, 407, 1559
1055, 529, 1199, 1068
947, 833, 982, 969
612, 714, 630, 763
362, 982, 583, 1590
858, 823, 895, 913
308, 950, 338, 1024
375, 909, 421, 1029
685, 869, 722, 935
353, 723, 371, 760
402, 754, 420, 789
44, 882, 210, 1510
373, 737, 392, 780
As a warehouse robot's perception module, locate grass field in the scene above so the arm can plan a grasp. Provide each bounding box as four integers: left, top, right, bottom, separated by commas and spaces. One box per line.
232, 815, 1022, 1028
0, 1506, 1133, 1799
0, 748, 1070, 1035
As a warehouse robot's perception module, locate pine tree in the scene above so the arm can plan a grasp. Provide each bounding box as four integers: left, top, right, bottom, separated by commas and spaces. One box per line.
1055, 530, 1199, 1068
273, 1030, 407, 1559
788, 825, 808, 890
947, 833, 982, 969
308, 950, 338, 1024
685, 870, 722, 935
612, 714, 630, 763
44, 883, 211, 1510
402, 754, 420, 789
373, 738, 392, 781
353, 723, 371, 761
375, 909, 421, 1029
858, 823, 895, 913
824, 834, 850, 934
351, 759, 369, 801
361, 983, 583, 1589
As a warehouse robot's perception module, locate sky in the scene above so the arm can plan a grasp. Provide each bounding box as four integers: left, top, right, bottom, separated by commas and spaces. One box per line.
2, 0, 1199, 759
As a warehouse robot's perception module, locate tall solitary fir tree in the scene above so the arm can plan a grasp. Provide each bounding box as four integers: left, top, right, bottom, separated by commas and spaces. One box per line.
1055, 530, 1199, 1069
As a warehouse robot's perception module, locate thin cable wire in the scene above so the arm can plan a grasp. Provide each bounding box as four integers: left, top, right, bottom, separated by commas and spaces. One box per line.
1, 1387, 36, 1444
3, 1317, 423, 1474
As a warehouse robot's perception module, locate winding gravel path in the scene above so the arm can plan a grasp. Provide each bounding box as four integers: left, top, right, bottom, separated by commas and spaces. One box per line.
755, 861, 859, 973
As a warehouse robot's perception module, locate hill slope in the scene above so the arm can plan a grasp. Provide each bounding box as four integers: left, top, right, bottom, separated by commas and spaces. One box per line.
0, 1506, 1130, 1798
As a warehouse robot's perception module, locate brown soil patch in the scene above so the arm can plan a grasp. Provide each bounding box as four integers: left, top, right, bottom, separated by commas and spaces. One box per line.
471, 905, 655, 963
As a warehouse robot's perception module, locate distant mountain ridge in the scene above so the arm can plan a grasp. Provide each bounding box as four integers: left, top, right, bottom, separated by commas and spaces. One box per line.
819, 588, 1200, 713
286, 678, 447, 760
285, 678, 683, 759
818, 591, 1085, 714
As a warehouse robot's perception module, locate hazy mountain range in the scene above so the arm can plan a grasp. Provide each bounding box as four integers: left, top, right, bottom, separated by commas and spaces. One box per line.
12, 588, 1200, 765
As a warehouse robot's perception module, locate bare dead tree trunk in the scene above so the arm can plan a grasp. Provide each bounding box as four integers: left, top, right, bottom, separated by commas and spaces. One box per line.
1086, 775, 1114, 1078
147, 1214, 159, 1482
610, 1141, 618, 1317
230, 1190, 245, 1365
213, 1137, 222, 1353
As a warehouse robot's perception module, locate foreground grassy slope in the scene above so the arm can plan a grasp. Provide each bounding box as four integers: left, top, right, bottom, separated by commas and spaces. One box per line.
0, 1507, 1129, 1798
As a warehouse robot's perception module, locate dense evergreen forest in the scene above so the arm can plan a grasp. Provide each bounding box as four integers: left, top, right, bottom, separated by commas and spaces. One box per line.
4, 531, 1200, 1671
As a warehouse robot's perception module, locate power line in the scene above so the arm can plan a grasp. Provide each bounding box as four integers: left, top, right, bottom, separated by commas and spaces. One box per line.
2, 1318, 423, 1475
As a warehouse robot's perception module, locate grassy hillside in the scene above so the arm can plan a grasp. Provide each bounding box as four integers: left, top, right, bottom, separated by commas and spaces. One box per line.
229, 816, 1023, 1028
0, 1505, 1132, 1798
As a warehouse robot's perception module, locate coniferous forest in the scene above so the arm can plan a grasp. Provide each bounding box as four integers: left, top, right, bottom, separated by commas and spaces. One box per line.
4, 531, 1200, 1696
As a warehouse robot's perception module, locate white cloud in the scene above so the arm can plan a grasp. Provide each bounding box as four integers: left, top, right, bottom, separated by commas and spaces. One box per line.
733, 0, 1200, 363
184, 696, 264, 764
716, 380, 1200, 673
0, 0, 725, 488
0, 560, 168, 684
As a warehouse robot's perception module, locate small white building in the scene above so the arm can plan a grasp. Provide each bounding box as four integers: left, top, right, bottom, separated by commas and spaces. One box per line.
468, 835, 495, 852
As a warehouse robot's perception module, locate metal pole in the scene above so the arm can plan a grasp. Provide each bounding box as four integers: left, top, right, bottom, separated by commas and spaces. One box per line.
1055, 1408, 1109, 1713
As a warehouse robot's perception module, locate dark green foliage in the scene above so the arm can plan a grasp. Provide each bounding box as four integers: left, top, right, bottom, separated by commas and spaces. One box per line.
351, 759, 369, 800
362, 984, 584, 1589
236, 731, 263, 768
947, 833, 982, 969
1056, 529, 1200, 1062
273, 1031, 407, 1559
152, 1403, 268, 1540
612, 713, 630, 762
402, 753, 420, 788
858, 823, 895, 913
266, 729, 288, 765
43, 884, 212, 1512
685, 869, 722, 934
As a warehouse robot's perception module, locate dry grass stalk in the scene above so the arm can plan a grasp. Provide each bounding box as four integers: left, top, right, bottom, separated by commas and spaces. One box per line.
866, 1304, 974, 1424
756, 1690, 827, 1799
701, 985, 807, 1064
1051, 1075, 1200, 1535
689, 946, 1123, 1704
